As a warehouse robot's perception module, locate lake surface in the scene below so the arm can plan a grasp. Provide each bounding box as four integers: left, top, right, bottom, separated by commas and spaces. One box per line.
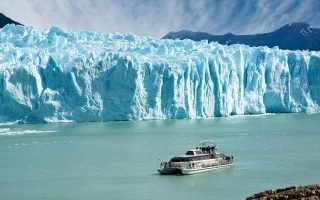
0, 113, 320, 200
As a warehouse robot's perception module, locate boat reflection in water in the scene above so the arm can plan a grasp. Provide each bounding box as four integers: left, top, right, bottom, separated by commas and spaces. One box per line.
158, 141, 234, 175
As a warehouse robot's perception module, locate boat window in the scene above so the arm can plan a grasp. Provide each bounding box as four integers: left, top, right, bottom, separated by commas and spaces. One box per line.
186, 151, 195, 155
170, 155, 213, 162
170, 157, 187, 162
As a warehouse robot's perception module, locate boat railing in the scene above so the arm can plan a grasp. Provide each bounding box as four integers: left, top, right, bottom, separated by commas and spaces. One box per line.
160, 162, 187, 168
184, 161, 221, 169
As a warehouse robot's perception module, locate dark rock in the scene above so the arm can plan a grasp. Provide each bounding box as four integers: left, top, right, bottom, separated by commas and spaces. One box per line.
247, 184, 320, 200
0, 13, 22, 28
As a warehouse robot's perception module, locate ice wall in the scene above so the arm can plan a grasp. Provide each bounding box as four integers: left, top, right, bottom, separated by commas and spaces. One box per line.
0, 25, 319, 123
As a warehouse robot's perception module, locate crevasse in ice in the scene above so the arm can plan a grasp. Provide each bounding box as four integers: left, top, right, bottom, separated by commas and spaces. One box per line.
0, 24, 319, 123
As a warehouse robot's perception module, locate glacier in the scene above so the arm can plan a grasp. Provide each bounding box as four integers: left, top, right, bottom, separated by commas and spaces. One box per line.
0, 24, 319, 123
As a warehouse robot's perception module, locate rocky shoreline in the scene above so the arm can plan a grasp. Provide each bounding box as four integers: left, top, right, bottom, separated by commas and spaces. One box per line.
247, 184, 320, 200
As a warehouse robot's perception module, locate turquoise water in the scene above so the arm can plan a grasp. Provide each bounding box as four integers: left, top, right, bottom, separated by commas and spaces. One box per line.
0, 113, 320, 200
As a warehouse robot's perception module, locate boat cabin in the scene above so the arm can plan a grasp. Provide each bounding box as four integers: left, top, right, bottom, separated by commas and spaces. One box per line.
169, 154, 214, 162
185, 149, 203, 155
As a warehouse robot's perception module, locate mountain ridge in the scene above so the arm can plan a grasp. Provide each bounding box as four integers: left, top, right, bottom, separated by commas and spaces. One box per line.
0, 13, 22, 28
163, 22, 320, 51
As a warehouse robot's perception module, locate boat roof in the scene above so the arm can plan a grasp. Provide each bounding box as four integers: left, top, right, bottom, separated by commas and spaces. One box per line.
188, 149, 201, 151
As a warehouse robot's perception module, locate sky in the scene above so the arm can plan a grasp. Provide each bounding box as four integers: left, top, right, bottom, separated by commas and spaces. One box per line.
0, 0, 320, 38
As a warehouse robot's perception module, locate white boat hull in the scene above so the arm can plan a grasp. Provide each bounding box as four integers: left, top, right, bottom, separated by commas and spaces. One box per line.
181, 163, 234, 175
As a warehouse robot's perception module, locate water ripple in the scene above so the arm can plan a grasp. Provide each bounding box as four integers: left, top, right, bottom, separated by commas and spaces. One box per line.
0, 128, 57, 136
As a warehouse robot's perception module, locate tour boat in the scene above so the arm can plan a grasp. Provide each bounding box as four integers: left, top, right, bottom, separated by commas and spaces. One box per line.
158, 141, 234, 175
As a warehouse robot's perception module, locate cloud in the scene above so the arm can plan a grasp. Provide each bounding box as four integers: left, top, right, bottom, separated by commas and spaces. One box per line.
0, 0, 319, 38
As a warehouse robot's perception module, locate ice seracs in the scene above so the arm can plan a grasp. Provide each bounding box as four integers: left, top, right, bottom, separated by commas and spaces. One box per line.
0, 24, 319, 123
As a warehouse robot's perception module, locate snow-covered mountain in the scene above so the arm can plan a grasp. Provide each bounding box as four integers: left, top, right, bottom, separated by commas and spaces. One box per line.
0, 24, 319, 123
163, 23, 320, 51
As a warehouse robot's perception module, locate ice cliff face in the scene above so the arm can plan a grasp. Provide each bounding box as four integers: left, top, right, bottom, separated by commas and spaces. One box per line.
0, 25, 319, 123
